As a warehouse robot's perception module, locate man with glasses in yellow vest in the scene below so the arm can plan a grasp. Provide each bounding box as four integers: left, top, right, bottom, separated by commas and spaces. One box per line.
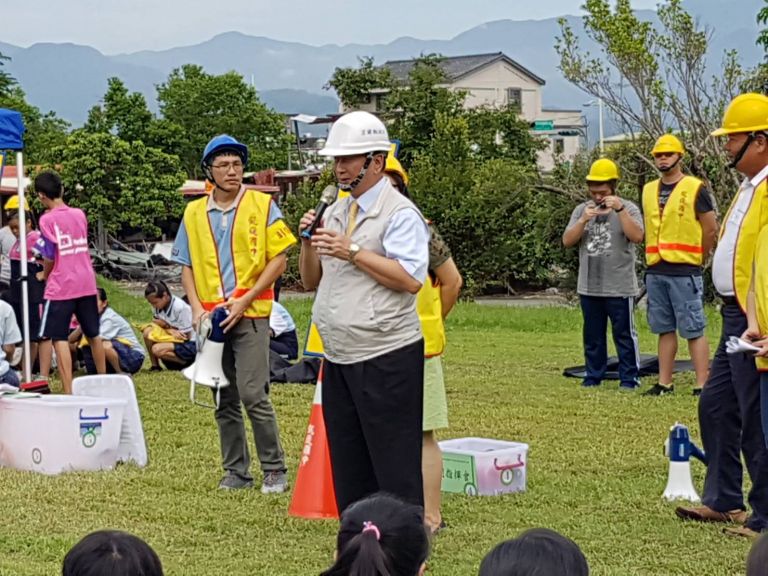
299, 111, 430, 513
675, 94, 768, 538
172, 134, 297, 493
641, 134, 717, 396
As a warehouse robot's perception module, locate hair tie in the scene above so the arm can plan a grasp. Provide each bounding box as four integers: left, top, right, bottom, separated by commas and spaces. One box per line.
361, 521, 381, 541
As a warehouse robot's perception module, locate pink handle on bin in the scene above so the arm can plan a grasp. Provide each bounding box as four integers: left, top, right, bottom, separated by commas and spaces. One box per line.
493, 454, 524, 471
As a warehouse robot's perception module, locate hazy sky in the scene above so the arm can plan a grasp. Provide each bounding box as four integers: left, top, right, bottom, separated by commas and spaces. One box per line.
1, 0, 659, 54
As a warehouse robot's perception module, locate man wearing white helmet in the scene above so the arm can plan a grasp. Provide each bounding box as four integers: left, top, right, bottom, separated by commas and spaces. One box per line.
299, 111, 430, 512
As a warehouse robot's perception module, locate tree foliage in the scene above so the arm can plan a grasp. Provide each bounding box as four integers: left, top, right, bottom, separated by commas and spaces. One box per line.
0, 87, 69, 165
556, 0, 744, 204
157, 64, 291, 177
51, 131, 186, 238
319, 56, 556, 291
325, 57, 395, 110
0, 52, 16, 97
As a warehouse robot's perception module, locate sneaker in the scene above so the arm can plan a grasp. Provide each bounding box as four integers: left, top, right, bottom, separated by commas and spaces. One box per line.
261, 470, 289, 494
149, 366, 163, 372
643, 384, 674, 396
581, 379, 601, 388
218, 473, 254, 490
619, 382, 640, 391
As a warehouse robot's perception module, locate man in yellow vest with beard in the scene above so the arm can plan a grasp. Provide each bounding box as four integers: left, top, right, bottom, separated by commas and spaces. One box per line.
172, 135, 297, 493
676, 94, 768, 538
641, 134, 717, 396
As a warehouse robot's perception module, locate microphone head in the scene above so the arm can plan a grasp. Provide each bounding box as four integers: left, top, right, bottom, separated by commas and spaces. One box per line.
320, 185, 338, 204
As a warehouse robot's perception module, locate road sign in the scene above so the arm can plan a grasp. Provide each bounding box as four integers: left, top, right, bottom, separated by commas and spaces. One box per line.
533, 120, 554, 131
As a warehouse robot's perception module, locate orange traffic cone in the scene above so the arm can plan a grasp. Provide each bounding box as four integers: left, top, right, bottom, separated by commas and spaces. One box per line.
289, 363, 339, 519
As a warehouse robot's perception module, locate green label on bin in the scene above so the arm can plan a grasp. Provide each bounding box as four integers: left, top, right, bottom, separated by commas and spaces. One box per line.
441, 453, 477, 494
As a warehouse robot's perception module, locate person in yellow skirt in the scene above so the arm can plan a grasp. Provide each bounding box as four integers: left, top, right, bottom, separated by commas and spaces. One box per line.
384, 155, 463, 535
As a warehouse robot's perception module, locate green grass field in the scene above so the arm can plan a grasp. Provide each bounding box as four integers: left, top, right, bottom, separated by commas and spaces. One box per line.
0, 282, 756, 575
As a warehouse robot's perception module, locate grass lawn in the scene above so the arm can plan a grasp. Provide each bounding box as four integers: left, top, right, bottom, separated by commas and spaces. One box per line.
0, 280, 755, 575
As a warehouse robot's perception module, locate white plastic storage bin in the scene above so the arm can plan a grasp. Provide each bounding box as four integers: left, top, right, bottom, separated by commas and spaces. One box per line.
0, 394, 127, 475
439, 437, 529, 496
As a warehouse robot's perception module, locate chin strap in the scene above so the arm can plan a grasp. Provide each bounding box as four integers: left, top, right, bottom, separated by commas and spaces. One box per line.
339, 153, 375, 192
729, 133, 760, 169
658, 156, 682, 173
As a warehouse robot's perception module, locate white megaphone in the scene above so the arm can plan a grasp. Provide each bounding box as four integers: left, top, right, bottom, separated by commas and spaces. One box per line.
662, 422, 707, 502
184, 307, 229, 409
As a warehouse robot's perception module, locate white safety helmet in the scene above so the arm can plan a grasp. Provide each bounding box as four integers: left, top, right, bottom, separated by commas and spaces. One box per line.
319, 111, 391, 157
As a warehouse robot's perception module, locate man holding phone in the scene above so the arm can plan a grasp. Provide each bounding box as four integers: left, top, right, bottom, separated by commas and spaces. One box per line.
563, 158, 644, 389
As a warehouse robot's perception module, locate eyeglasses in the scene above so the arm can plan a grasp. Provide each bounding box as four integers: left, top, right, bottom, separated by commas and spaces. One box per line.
211, 161, 244, 171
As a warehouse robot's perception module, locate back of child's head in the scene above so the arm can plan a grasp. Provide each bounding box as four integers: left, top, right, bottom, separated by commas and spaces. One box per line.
479, 528, 588, 576
144, 280, 170, 300
62, 530, 163, 576
97, 288, 107, 302
321, 493, 429, 576
747, 532, 768, 575
35, 170, 63, 200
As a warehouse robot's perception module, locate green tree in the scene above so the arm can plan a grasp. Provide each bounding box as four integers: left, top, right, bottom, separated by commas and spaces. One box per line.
325, 56, 395, 110
556, 0, 744, 204
85, 78, 186, 160
52, 131, 186, 238
156, 64, 290, 177
0, 52, 16, 97
0, 87, 69, 164
384, 55, 466, 165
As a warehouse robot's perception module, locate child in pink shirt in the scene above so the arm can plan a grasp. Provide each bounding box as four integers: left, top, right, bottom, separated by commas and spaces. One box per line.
35, 171, 105, 393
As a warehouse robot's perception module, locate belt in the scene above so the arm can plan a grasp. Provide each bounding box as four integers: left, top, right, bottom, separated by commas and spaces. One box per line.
720, 295, 738, 306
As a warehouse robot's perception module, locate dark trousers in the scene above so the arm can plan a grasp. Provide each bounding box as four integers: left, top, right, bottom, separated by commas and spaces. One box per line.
270, 330, 298, 360
323, 339, 425, 514
699, 303, 768, 530
580, 295, 639, 386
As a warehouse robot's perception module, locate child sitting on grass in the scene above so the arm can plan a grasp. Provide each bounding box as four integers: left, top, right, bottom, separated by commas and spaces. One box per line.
141, 280, 195, 371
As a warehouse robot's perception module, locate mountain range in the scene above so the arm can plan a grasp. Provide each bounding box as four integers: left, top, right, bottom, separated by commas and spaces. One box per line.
0, 0, 763, 131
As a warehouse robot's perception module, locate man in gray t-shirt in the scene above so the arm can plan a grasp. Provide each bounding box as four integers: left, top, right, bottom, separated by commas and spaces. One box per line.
563, 158, 644, 389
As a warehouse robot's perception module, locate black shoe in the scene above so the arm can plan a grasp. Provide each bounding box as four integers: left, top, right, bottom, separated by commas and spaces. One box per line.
643, 384, 674, 396
692, 387, 703, 397
149, 366, 163, 372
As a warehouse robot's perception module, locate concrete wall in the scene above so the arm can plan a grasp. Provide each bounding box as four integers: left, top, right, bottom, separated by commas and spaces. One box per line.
449, 60, 542, 121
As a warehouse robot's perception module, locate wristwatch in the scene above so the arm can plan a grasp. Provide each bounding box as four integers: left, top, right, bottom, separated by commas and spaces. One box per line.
614, 205, 625, 213
348, 243, 361, 263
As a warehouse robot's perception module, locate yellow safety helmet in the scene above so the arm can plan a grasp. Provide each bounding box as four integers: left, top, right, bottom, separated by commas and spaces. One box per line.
4, 196, 29, 211
711, 93, 768, 136
651, 134, 685, 156
586, 158, 620, 182
385, 154, 409, 186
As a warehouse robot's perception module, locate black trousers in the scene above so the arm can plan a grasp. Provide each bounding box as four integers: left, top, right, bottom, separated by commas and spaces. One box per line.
322, 339, 425, 514
699, 302, 768, 530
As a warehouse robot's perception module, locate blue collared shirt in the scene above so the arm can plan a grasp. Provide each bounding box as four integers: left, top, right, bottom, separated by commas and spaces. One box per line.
352, 178, 430, 282
172, 188, 285, 298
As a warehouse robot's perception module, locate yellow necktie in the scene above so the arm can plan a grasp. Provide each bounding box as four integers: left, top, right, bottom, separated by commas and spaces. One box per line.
346, 201, 359, 236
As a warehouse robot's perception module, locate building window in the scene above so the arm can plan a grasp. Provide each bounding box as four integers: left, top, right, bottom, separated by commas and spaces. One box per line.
554, 138, 565, 155
359, 92, 372, 104
507, 88, 522, 110
374, 94, 388, 111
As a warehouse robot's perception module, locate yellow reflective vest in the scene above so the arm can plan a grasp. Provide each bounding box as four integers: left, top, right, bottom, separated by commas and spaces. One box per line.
183, 190, 296, 319
416, 273, 446, 358
642, 176, 704, 266
755, 224, 768, 371
724, 178, 768, 314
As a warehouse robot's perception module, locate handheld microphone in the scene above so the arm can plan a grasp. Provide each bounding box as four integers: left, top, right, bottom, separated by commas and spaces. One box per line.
301, 185, 338, 240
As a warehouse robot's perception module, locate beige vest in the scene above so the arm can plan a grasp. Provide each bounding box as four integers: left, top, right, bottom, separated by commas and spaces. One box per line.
313, 178, 424, 364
